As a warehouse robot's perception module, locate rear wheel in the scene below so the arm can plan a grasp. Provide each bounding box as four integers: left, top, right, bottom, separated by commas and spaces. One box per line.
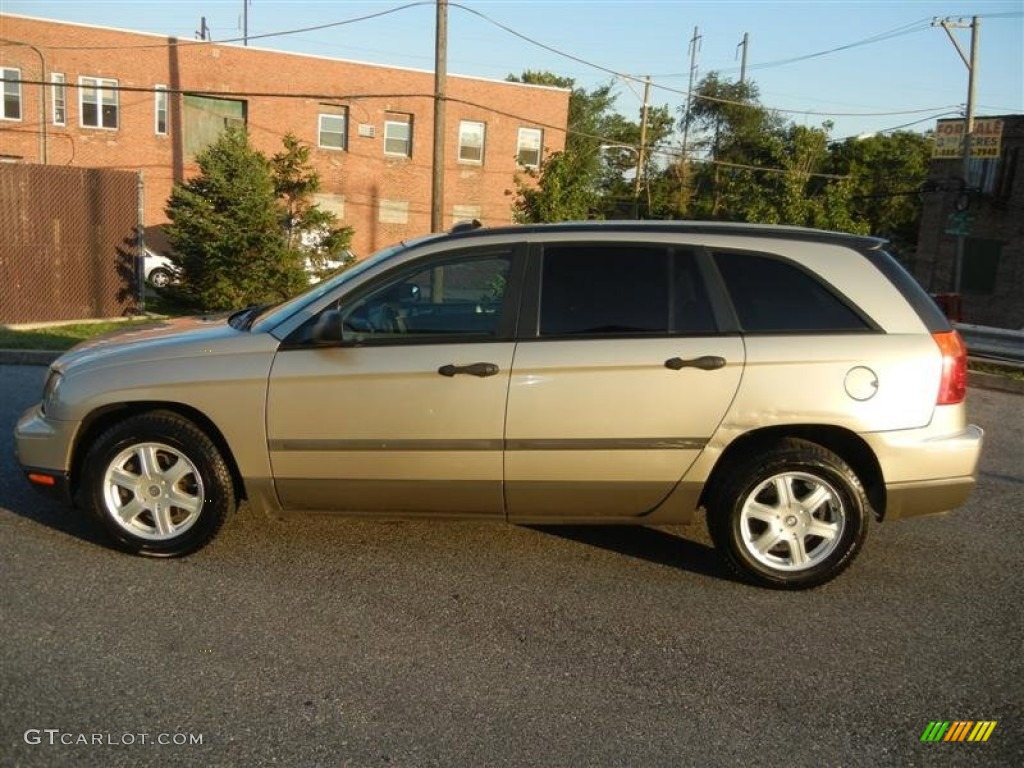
80, 411, 235, 557
707, 438, 869, 589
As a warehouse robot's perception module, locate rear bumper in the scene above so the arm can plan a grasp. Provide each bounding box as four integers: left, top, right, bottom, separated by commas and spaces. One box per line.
864, 422, 984, 520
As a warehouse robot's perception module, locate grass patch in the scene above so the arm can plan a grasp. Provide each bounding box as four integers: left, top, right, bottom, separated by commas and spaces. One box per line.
969, 360, 1024, 381
0, 320, 165, 351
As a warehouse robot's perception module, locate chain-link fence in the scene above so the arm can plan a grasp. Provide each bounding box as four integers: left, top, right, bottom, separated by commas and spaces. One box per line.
0, 164, 140, 324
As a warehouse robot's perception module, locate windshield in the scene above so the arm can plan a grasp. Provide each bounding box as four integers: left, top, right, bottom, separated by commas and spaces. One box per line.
249, 235, 441, 333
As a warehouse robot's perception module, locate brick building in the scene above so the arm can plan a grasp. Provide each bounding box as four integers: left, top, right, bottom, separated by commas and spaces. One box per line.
915, 114, 1022, 329
0, 14, 569, 257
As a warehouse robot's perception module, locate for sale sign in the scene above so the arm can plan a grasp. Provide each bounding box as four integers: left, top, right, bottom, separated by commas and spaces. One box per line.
933, 118, 1004, 159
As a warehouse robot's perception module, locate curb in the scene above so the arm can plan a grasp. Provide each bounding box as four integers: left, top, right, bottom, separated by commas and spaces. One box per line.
2, 348, 1021, 395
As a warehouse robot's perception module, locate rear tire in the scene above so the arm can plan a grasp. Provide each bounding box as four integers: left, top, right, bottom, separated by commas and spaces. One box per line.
80, 411, 235, 557
707, 438, 869, 589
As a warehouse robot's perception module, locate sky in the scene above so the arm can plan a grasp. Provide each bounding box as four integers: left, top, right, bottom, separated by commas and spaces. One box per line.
2, 0, 1022, 142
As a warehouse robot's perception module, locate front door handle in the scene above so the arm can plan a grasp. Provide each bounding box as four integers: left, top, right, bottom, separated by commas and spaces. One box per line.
665, 355, 726, 371
438, 362, 500, 377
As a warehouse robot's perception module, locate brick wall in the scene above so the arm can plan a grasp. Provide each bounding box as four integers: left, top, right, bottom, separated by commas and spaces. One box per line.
0, 14, 569, 259
915, 115, 1023, 329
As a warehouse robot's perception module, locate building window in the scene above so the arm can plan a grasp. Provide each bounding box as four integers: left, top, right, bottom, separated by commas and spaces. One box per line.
154, 85, 168, 135
458, 120, 485, 164
384, 112, 412, 157
517, 127, 543, 168
1, 68, 22, 121
319, 108, 348, 150
79, 76, 119, 129
51, 73, 67, 125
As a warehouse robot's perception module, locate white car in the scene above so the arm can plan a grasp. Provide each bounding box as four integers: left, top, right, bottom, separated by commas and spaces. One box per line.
142, 250, 352, 288
143, 249, 175, 288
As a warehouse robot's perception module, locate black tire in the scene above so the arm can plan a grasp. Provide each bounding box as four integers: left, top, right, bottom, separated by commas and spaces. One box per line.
706, 438, 870, 589
148, 268, 172, 288
79, 411, 236, 557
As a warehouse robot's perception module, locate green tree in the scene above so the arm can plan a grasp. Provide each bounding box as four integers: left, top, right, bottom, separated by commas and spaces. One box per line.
165, 127, 351, 310
824, 131, 931, 248
271, 133, 354, 280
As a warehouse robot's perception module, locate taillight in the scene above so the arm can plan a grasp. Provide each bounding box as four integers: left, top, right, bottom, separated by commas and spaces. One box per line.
933, 330, 967, 405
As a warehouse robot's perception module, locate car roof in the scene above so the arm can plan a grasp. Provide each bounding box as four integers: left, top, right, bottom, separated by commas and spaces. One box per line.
441, 220, 887, 250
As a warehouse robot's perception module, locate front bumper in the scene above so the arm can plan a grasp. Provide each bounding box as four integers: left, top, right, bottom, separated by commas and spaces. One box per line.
14, 404, 78, 504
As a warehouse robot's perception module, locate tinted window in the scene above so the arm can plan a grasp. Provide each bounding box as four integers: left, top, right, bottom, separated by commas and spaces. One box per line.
541, 245, 669, 336
715, 251, 870, 332
342, 254, 511, 341
673, 252, 717, 333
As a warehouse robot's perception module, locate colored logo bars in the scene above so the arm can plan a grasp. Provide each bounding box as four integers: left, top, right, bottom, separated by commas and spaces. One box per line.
921, 721, 997, 742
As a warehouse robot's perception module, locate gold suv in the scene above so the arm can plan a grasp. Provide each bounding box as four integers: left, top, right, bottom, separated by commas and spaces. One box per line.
15, 222, 983, 588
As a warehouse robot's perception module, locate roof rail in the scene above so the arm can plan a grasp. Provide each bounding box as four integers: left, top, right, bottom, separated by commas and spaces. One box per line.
450, 219, 483, 234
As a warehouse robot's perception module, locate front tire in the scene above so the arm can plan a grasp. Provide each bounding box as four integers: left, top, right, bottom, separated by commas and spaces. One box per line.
707, 438, 870, 589
148, 268, 172, 288
80, 411, 236, 557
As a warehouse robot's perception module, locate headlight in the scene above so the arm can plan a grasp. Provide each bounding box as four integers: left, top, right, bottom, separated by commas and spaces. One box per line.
41, 370, 63, 416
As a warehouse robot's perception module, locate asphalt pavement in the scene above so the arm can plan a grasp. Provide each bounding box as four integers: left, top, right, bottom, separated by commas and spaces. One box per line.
1, 363, 1021, 767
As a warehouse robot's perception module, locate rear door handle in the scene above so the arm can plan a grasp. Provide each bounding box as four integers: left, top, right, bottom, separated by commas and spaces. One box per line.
665, 355, 726, 371
438, 362, 500, 377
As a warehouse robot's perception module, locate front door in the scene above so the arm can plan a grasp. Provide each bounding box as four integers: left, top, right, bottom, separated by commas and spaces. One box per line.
266, 247, 520, 514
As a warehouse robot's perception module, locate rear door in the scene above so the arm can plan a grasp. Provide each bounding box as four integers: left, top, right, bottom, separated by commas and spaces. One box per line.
504, 241, 744, 520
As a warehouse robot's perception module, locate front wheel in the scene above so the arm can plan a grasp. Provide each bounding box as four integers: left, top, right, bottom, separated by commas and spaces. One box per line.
80, 411, 236, 557
148, 267, 172, 288
707, 438, 870, 589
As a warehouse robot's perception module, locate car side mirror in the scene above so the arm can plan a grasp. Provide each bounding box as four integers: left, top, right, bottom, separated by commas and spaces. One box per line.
310, 309, 344, 345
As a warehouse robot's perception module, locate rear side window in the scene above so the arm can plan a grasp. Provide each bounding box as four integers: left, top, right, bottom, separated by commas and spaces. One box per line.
715, 251, 871, 333
539, 245, 716, 336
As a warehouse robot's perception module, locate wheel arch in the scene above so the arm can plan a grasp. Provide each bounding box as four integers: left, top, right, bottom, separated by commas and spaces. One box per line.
700, 425, 886, 521
69, 401, 245, 505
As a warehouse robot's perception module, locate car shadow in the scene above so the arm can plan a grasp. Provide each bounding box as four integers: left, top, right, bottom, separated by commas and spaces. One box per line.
526, 524, 740, 583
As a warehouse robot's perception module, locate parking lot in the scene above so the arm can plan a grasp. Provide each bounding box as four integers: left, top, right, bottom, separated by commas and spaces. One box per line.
1, 362, 1021, 767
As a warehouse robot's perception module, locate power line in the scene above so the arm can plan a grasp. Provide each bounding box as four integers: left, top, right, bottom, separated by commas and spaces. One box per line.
19, 2, 432, 51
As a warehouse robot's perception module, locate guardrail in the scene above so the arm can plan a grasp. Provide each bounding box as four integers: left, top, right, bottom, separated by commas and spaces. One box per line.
956, 323, 1024, 363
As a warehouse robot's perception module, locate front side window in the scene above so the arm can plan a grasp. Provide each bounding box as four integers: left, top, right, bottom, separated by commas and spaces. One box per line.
539, 245, 715, 336
458, 120, 486, 164
1, 68, 21, 121
714, 251, 871, 332
80, 76, 118, 129
319, 108, 348, 150
51, 73, 67, 125
384, 112, 412, 157
154, 85, 168, 135
517, 127, 543, 168
341, 253, 512, 342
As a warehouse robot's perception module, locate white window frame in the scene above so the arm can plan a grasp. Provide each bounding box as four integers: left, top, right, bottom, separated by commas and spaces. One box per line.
458, 120, 486, 165
154, 84, 168, 135
383, 113, 412, 157
79, 76, 119, 130
1, 67, 22, 121
318, 110, 348, 151
517, 127, 543, 168
51, 73, 67, 126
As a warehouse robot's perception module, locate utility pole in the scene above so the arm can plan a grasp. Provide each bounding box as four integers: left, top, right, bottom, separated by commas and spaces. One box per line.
679, 26, 701, 215
431, 0, 448, 232
737, 32, 749, 84
196, 17, 210, 41
243, 0, 249, 46
633, 76, 651, 219
932, 15, 979, 293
